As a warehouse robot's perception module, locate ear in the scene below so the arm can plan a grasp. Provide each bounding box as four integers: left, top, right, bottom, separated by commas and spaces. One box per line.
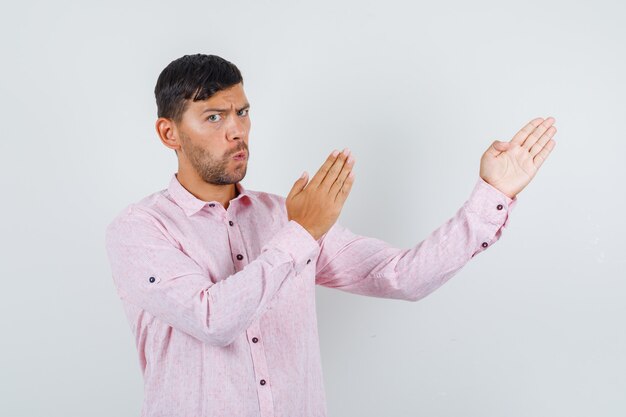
155, 117, 181, 153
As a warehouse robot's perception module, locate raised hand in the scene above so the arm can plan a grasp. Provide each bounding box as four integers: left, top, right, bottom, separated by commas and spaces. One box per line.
480, 117, 558, 199
286, 148, 355, 240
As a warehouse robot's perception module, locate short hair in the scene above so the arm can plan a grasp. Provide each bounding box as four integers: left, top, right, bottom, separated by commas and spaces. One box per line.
154, 53, 243, 124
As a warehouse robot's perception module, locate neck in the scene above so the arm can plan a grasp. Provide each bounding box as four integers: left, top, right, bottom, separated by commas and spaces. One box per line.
176, 168, 239, 210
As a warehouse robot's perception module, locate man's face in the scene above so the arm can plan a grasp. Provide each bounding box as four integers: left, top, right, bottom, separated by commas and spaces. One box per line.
176, 82, 250, 185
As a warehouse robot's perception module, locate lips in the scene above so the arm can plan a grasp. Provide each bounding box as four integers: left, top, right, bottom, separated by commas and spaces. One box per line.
233, 151, 247, 160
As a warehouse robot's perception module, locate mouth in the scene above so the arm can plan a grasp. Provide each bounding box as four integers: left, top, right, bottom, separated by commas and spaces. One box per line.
232, 151, 247, 161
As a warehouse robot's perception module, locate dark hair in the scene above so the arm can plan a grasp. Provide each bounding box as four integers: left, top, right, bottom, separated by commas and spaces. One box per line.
154, 54, 243, 124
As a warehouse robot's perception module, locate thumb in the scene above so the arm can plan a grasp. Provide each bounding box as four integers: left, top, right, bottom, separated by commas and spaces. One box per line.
487, 140, 510, 157
287, 171, 308, 200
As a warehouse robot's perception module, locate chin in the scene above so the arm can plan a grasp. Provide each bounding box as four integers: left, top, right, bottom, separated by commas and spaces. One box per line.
235, 169, 247, 182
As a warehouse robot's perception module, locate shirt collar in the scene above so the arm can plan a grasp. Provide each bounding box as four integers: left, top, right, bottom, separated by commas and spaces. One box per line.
167, 173, 257, 217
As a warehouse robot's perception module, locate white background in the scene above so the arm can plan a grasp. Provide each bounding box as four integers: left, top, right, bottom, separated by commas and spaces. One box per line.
1, 1, 625, 416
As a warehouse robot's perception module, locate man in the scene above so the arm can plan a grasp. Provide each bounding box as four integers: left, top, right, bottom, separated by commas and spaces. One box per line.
104, 53, 557, 417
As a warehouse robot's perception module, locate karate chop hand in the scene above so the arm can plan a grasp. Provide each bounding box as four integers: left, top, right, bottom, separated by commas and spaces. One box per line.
287, 148, 355, 240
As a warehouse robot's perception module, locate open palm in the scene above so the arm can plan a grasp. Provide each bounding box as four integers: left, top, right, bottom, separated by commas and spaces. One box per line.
480, 117, 557, 199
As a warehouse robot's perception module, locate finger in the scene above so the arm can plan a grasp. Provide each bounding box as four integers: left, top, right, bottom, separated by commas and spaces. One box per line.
529, 125, 556, 158
522, 117, 555, 150
329, 154, 355, 199
319, 148, 351, 191
335, 170, 355, 205
533, 139, 556, 169
511, 117, 543, 146
287, 171, 309, 200
308, 149, 341, 189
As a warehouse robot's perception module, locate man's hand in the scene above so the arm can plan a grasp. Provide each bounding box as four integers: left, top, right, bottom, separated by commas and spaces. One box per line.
480, 117, 558, 199
286, 148, 355, 240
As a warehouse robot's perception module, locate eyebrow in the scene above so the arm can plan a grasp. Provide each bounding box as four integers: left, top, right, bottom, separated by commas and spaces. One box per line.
201, 103, 250, 114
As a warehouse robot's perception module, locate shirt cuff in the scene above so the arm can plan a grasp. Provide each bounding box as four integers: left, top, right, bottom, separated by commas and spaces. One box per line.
261, 220, 320, 275
463, 176, 518, 228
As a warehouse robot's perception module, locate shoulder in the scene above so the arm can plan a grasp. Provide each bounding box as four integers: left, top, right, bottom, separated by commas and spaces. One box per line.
105, 189, 172, 242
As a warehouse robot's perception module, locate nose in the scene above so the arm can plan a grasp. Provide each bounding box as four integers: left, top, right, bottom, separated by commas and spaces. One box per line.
225, 113, 247, 142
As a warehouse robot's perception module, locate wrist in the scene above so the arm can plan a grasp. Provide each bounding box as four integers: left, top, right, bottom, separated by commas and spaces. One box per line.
480, 176, 517, 200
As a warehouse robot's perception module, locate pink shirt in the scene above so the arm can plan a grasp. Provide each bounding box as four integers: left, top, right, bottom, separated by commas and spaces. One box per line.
104, 172, 516, 417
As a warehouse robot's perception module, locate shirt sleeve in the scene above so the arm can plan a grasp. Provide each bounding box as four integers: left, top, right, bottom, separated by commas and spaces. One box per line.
314, 176, 518, 301
104, 207, 320, 347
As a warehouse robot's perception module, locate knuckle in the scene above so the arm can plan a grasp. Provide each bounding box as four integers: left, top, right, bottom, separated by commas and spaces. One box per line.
327, 167, 339, 177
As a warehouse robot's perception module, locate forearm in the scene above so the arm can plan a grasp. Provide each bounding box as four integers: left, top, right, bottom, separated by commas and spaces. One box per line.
315, 177, 517, 301
106, 215, 319, 347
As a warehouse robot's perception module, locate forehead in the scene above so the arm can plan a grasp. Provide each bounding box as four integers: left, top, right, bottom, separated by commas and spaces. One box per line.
189, 83, 247, 109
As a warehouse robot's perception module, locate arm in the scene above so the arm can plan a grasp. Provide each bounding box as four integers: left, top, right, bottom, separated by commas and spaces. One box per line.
314, 176, 517, 301
104, 207, 319, 347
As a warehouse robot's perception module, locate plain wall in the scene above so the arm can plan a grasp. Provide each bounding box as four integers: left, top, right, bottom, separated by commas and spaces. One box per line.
1, 0, 624, 416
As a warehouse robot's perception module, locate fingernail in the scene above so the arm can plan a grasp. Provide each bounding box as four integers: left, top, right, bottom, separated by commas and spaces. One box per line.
347, 156, 354, 164
332, 149, 339, 157
342, 148, 350, 156
300, 171, 307, 179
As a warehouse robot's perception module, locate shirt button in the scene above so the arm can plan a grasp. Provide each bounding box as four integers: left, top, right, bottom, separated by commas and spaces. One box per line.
481, 242, 488, 248
252, 337, 259, 343
260, 379, 266, 386
236, 254, 244, 260
149, 276, 156, 283
307, 259, 311, 264
497, 204, 503, 210
209, 203, 215, 207
229, 220, 234, 226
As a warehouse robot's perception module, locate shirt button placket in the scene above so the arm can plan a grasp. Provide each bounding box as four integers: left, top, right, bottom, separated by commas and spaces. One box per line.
226, 215, 246, 268
226, 213, 275, 415
246, 325, 275, 416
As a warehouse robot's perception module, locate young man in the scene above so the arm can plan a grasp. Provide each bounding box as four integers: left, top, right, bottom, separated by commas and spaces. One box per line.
104, 54, 556, 417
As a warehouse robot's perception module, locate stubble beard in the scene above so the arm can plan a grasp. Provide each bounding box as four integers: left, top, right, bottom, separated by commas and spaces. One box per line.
181, 132, 248, 185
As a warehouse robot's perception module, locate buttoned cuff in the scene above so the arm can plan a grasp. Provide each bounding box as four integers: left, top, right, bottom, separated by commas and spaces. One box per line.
261, 220, 320, 275
463, 177, 518, 228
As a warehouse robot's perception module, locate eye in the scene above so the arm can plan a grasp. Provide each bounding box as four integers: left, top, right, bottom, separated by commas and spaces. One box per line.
207, 114, 221, 122
238, 108, 249, 117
